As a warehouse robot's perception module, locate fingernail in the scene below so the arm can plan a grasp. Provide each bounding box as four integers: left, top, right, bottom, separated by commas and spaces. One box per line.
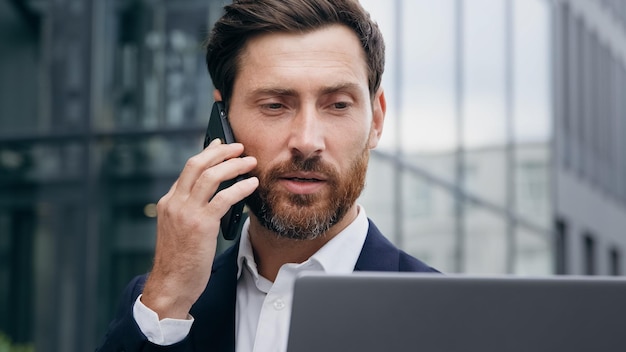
247, 176, 259, 186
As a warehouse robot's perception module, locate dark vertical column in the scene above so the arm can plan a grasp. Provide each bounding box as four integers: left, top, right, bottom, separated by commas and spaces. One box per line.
609, 247, 621, 276
40, 0, 94, 351
576, 19, 586, 179
7, 209, 35, 343
554, 218, 567, 275
551, 2, 565, 275
583, 233, 596, 275
558, 2, 571, 172
621, 65, 626, 204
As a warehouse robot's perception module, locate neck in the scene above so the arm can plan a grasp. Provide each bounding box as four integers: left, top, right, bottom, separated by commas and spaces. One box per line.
247, 204, 358, 282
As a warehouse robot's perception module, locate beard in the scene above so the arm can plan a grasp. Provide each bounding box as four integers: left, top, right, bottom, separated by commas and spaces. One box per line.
245, 147, 369, 241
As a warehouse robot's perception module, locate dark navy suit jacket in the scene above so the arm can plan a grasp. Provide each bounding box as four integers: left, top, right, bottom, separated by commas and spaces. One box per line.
96, 219, 438, 352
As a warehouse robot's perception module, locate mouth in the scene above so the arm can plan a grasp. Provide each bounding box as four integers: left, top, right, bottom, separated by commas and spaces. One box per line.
281, 172, 326, 182
284, 177, 322, 182
278, 173, 327, 194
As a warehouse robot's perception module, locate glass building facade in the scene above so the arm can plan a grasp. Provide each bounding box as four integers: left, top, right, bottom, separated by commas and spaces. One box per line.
552, 0, 626, 276
359, 0, 553, 275
0, 0, 624, 351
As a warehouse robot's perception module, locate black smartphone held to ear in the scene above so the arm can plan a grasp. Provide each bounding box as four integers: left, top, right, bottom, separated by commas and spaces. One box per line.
203, 101, 247, 240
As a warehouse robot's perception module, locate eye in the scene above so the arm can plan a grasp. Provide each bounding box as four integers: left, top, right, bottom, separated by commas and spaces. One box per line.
333, 102, 350, 110
259, 101, 289, 117
264, 103, 284, 110
260, 102, 286, 114
324, 92, 355, 111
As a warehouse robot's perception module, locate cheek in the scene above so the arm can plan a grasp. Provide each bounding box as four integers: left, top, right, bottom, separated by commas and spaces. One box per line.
332, 124, 370, 151
231, 118, 278, 156
239, 137, 280, 176
243, 135, 282, 165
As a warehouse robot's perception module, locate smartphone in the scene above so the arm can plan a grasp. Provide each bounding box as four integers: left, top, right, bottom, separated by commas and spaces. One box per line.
203, 101, 247, 240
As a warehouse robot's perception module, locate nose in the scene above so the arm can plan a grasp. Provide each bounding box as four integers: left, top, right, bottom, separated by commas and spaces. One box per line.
287, 105, 325, 159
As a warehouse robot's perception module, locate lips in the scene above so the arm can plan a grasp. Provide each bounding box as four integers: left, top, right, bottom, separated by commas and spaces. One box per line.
279, 172, 327, 194
281, 172, 326, 182
287, 177, 319, 182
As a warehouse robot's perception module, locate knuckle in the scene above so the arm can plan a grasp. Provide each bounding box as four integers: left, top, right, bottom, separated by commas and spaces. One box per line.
184, 155, 202, 170
198, 167, 220, 185
156, 196, 184, 221
184, 216, 204, 232
211, 190, 230, 205
208, 190, 237, 218
156, 197, 169, 215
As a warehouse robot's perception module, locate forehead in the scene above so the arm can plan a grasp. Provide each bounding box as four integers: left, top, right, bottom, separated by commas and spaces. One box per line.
234, 24, 369, 94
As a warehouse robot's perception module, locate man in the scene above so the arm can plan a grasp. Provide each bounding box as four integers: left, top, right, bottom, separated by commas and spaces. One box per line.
97, 0, 437, 351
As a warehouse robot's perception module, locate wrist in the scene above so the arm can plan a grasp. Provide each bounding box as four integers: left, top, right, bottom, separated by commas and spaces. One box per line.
141, 280, 196, 320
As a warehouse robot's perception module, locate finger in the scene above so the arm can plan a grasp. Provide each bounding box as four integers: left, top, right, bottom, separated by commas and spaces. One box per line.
188, 155, 257, 205
176, 140, 245, 196
165, 179, 179, 195
207, 177, 259, 218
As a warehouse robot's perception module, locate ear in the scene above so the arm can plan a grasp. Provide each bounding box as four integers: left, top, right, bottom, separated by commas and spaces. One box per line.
368, 88, 386, 149
213, 89, 223, 102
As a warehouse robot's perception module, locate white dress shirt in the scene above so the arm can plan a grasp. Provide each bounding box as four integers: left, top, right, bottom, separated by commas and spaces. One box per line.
134, 206, 369, 352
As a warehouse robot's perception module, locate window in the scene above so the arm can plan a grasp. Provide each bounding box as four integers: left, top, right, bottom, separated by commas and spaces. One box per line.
555, 219, 568, 275
609, 247, 621, 276
583, 233, 596, 275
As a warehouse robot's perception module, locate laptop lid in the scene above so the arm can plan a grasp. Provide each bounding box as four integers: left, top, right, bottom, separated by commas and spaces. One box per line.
286, 272, 626, 352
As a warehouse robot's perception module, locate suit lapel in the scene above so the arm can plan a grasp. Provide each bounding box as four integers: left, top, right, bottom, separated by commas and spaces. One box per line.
354, 220, 401, 272
190, 242, 239, 352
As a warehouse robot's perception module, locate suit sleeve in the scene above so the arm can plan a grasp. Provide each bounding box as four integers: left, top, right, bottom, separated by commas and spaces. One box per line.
95, 275, 195, 352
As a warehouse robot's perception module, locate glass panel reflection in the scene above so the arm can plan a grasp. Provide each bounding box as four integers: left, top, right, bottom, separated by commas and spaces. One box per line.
0, 142, 84, 184
402, 170, 457, 273
360, 152, 397, 240
515, 144, 551, 229
359, 0, 553, 274
464, 203, 507, 274
102, 0, 211, 131
514, 226, 551, 275
399, 0, 456, 155
513, 0, 552, 144
462, 0, 507, 148
462, 148, 507, 208
95, 134, 203, 178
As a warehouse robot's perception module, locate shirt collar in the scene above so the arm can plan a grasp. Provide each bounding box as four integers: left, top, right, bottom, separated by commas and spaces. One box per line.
236, 205, 369, 280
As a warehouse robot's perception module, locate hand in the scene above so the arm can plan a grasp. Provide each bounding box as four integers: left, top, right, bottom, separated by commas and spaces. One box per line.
141, 139, 258, 319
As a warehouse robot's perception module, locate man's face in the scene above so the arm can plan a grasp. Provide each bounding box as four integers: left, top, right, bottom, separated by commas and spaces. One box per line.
227, 24, 385, 240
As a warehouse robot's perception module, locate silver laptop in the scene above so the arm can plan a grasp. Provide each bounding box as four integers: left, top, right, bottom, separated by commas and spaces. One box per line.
286, 272, 626, 352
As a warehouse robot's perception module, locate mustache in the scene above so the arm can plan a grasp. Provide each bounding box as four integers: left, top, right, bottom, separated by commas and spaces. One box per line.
260, 154, 338, 183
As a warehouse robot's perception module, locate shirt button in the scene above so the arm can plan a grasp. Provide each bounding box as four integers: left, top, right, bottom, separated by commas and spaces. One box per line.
273, 298, 285, 310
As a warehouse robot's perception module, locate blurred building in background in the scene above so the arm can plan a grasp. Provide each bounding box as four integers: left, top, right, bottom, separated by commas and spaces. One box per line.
0, 0, 624, 350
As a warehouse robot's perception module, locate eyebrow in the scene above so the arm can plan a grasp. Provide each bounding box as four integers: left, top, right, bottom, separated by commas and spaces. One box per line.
250, 87, 298, 98
249, 82, 362, 98
320, 82, 362, 96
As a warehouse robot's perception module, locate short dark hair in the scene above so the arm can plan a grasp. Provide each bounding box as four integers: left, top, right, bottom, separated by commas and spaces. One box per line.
205, 0, 385, 105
